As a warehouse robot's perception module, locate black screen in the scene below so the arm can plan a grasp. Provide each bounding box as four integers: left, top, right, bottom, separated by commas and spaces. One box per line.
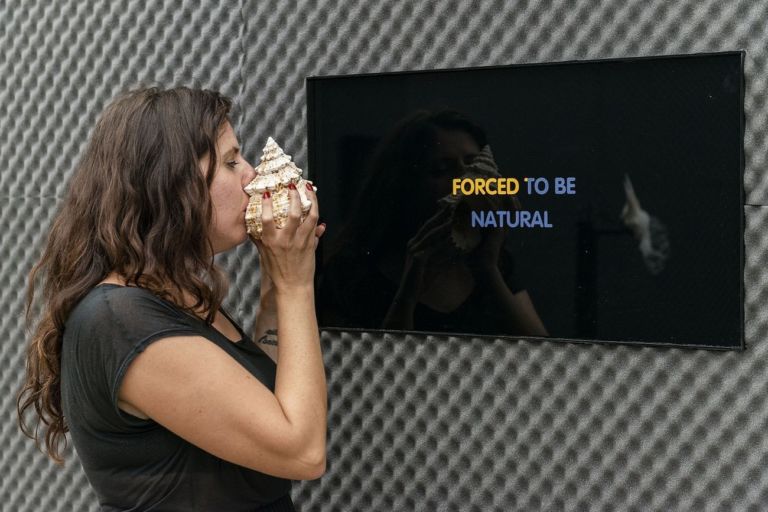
308, 52, 744, 349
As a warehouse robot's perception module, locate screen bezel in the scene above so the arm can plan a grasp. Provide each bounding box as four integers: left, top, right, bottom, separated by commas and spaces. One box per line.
306, 51, 746, 351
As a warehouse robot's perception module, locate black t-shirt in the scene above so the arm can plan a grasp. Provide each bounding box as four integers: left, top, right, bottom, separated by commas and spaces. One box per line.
60, 284, 294, 511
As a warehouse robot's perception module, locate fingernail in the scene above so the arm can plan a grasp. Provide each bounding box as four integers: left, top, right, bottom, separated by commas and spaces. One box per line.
288, 183, 296, 190
320, 222, 326, 229
306, 182, 313, 191
262, 190, 270, 199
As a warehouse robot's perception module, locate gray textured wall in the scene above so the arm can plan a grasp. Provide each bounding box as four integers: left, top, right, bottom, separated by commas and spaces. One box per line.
1, 0, 766, 510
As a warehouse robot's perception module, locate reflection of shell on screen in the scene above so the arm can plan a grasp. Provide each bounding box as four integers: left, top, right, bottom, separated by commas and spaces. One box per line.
438, 144, 510, 252
621, 174, 670, 275
244, 137, 316, 240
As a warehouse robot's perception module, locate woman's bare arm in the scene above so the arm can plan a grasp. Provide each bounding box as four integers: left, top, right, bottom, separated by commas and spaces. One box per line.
120, 185, 327, 479
118, 333, 324, 479
253, 269, 279, 363
253, 219, 326, 363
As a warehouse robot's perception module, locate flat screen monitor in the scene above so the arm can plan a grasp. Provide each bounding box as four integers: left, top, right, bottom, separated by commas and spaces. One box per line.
307, 52, 745, 349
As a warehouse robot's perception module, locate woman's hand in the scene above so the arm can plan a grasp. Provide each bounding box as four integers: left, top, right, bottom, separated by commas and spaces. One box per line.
252, 183, 324, 293
466, 195, 520, 277
397, 206, 459, 301
257, 221, 326, 309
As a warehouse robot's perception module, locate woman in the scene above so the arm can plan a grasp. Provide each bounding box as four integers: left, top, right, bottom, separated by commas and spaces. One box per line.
16, 86, 327, 511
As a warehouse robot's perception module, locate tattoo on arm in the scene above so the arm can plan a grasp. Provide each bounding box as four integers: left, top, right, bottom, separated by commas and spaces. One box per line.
257, 329, 278, 346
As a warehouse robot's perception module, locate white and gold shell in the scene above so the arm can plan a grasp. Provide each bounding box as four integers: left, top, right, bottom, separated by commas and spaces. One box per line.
244, 137, 316, 240
438, 144, 507, 252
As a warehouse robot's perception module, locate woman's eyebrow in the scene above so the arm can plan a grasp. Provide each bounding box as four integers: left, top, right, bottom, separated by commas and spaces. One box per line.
222, 146, 240, 159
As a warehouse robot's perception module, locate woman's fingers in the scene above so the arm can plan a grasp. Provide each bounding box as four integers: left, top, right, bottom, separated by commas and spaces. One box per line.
306, 181, 319, 212
282, 185, 303, 237
411, 206, 452, 241
296, 182, 320, 240
312, 223, 326, 250
416, 229, 453, 254
259, 182, 322, 246
412, 232, 458, 266
260, 190, 275, 242
254, 183, 323, 290
408, 218, 453, 253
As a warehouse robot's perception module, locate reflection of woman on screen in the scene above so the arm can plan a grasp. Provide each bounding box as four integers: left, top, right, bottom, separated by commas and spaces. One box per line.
318, 109, 548, 337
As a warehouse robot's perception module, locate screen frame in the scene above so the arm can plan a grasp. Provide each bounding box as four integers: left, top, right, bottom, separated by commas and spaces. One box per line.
306, 51, 746, 351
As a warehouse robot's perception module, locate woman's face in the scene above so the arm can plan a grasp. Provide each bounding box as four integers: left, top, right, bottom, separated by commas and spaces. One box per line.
203, 122, 257, 254
422, 128, 481, 206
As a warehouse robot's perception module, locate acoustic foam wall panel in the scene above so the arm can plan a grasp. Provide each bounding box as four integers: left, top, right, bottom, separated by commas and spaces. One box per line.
2, 0, 768, 510
1, 0, 247, 510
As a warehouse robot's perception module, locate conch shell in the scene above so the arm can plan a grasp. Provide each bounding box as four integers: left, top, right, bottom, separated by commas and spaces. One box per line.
244, 137, 316, 240
438, 144, 513, 252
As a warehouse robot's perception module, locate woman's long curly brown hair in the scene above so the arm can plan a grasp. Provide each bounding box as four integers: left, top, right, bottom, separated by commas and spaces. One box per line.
17, 86, 234, 464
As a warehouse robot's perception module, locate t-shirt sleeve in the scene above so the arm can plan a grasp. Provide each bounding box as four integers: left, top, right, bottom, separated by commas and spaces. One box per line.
64, 286, 200, 430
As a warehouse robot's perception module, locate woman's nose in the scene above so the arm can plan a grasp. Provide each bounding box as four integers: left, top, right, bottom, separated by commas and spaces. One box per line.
243, 160, 257, 183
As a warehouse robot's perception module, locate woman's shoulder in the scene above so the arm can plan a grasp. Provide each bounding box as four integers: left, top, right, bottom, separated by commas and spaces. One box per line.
67, 284, 193, 335
74, 283, 175, 313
